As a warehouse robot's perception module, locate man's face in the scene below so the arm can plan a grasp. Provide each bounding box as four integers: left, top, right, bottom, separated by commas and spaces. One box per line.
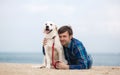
59, 31, 73, 47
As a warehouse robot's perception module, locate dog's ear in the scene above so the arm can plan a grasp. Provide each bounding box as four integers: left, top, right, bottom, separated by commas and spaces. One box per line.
55, 25, 58, 31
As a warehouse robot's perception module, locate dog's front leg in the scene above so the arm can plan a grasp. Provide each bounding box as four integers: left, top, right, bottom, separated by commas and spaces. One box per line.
45, 54, 51, 69
39, 56, 46, 68
44, 46, 51, 69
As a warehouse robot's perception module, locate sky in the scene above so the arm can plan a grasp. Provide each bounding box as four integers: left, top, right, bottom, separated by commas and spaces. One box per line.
0, 0, 120, 53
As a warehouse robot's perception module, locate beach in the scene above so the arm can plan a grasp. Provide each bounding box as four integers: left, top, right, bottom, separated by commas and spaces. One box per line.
0, 63, 119, 75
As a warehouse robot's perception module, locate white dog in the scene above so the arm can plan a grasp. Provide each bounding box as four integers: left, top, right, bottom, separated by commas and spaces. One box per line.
40, 21, 67, 69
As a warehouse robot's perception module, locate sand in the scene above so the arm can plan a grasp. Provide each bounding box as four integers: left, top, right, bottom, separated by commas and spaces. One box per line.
0, 63, 120, 75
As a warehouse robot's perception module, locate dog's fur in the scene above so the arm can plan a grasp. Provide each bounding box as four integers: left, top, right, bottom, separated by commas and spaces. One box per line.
40, 21, 67, 69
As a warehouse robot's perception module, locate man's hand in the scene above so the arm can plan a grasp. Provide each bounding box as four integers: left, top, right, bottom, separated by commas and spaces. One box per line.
43, 38, 47, 46
56, 62, 69, 70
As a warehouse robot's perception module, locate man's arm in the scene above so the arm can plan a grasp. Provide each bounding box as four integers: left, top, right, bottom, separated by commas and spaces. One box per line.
57, 40, 89, 70
69, 60, 86, 69
69, 42, 88, 69
57, 46, 88, 70
56, 62, 69, 70
56, 59, 86, 70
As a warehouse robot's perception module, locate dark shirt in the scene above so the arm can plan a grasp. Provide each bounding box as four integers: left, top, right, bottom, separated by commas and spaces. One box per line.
63, 38, 91, 69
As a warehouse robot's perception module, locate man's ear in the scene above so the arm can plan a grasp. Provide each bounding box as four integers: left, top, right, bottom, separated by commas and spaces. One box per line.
70, 35, 73, 39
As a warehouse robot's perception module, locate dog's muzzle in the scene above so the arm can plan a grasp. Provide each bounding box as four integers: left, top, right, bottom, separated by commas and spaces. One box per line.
45, 26, 52, 34
46, 26, 49, 30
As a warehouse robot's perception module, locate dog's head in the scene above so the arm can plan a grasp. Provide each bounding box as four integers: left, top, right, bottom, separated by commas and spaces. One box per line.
44, 21, 57, 34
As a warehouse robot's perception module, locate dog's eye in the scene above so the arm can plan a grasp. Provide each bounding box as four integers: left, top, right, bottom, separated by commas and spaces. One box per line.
45, 23, 47, 25
50, 24, 52, 26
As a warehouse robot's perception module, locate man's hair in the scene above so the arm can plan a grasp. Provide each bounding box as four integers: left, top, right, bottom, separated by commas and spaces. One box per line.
58, 25, 73, 35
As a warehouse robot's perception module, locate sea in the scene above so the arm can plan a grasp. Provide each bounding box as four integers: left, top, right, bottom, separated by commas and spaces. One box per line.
0, 52, 120, 66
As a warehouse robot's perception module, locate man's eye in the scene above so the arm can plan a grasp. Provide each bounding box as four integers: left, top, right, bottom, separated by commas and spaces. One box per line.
63, 36, 67, 38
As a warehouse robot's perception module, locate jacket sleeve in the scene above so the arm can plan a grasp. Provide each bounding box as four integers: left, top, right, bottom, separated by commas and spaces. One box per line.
69, 60, 86, 69
42, 46, 45, 55
69, 43, 88, 69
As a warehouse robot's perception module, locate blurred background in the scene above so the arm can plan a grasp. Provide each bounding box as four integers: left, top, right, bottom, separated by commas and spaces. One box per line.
0, 0, 120, 65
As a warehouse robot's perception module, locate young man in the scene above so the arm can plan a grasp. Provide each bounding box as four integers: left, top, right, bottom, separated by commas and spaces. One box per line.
43, 26, 92, 70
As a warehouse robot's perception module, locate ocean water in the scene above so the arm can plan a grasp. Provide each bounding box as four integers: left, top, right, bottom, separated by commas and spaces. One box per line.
0, 52, 44, 64
0, 52, 120, 66
92, 53, 120, 66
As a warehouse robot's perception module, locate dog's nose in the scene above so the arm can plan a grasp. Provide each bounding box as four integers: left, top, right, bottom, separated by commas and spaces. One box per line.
46, 26, 49, 29
46, 26, 49, 30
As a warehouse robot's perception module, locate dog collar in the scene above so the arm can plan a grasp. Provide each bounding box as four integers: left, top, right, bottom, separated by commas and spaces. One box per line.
45, 36, 56, 40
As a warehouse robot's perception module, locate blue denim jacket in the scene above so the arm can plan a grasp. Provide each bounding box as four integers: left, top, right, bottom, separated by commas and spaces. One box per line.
63, 38, 92, 69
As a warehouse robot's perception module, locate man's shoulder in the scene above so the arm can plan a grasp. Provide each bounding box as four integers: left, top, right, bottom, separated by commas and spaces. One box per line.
72, 38, 82, 44
71, 38, 83, 46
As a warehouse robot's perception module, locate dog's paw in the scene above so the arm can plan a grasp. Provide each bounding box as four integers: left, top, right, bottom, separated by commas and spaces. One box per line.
40, 65, 46, 69
46, 66, 51, 69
